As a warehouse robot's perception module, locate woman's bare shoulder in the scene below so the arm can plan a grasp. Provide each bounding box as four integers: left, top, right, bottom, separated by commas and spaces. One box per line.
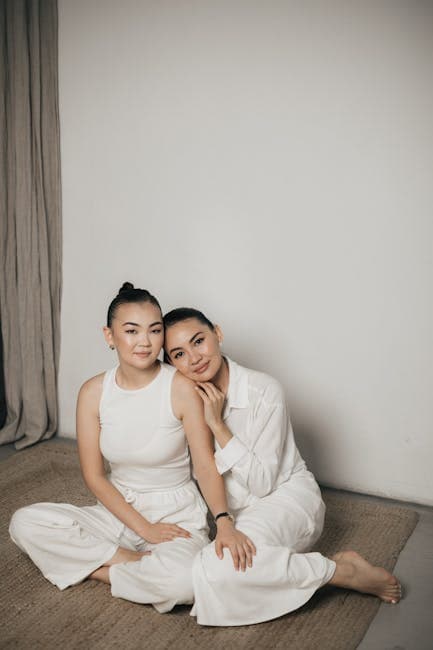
171, 369, 196, 396
78, 372, 106, 403
170, 369, 200, 420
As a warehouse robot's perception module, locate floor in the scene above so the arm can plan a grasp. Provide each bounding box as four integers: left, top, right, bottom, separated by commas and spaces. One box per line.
2, 437, 432, 650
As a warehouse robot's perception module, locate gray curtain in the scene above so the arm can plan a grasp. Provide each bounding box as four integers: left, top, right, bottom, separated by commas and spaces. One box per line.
0, 0, 62, 449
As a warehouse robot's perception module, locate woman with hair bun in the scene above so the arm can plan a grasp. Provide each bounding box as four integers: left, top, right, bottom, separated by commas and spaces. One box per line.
163, 307, 402, 626
9, 284, 254, 613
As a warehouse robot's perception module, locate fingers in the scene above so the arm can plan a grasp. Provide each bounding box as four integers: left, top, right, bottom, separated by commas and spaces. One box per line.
197, 382, 223, 399
218, 540, 247, 571
229, 546, 240, 571
236, 542, 254, 571
228, 538, 256, 571
215, 531, 257, 571
244, 542, 254, 568
175, 524, 191, 536
215, 539, 224, 560
196, 382, 224, 405
238, 544, 247, 572
246, 537, 257, 556
196, 382, 213, 397
194, 387, 210, 404
169, 524, 191, 539
160, 524, 191, 542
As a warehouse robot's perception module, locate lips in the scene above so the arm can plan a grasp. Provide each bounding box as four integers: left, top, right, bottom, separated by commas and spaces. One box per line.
134, 352, 151, 358
195, 361, 210, 374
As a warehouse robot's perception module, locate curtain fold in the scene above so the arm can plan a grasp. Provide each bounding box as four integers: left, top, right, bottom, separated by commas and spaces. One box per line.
0, 0, 62, 449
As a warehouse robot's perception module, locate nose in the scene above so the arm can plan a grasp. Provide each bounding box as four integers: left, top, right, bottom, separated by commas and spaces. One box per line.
190, 348, 202, 365
137, 333, 151, 347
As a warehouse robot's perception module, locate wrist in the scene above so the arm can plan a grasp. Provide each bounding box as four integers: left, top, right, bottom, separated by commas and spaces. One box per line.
209, 418, 224, 434
215, 512, 235, 530
138, 519, 152, 538
212, 422, 233, 447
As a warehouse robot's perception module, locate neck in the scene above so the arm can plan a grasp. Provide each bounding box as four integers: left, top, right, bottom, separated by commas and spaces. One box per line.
116, 360, 160, 390
213, 356, 229, 395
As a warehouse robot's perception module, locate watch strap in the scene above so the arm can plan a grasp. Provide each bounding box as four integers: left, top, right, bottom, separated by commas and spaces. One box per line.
214, 511, 234, 523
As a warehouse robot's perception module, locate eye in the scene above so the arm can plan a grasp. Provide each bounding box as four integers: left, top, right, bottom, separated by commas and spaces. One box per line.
174, 351, 184, 360
194, 337, 204, 346
125, 329, 137, 334
151, 328, 162, 335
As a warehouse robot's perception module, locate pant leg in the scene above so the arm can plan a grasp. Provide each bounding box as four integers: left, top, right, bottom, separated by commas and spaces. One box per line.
109, 480, 209, 613
9, 502, 122, 589
110, 532, 207, 612
191, 476, 336, 626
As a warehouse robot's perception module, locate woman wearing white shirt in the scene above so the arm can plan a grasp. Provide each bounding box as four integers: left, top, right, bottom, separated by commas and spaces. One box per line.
163, 307, 401, 626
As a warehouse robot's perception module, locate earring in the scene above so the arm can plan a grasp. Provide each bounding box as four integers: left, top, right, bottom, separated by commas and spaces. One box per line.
109, 345, 115, 350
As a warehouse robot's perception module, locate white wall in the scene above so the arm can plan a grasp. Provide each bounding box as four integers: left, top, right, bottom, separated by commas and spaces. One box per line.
58, 0, 433, 506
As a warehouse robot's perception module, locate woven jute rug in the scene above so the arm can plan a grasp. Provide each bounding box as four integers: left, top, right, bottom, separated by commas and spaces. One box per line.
0, 439, 418, 650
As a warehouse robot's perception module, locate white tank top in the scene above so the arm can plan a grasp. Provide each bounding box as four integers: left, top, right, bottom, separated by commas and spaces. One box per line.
99, 363, 191, 493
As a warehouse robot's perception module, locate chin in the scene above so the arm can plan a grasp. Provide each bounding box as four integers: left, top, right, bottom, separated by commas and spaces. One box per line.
193, 371, 212, 383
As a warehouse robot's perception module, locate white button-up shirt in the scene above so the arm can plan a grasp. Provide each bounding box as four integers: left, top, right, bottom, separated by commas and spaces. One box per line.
214, 357, 306, 511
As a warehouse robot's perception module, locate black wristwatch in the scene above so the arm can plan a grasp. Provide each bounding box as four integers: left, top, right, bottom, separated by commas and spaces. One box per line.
214, 511, 234, 524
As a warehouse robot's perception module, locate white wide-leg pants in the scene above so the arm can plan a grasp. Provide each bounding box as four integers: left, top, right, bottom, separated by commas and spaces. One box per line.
9, 480, 209, 613
191, 472, 336, 626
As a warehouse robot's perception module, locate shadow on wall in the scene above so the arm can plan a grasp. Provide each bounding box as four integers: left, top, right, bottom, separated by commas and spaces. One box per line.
225, 346, 345, 488
290, 402, 344, 486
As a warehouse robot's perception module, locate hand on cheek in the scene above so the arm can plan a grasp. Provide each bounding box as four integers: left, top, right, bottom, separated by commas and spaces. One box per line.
195, 382, 225, 431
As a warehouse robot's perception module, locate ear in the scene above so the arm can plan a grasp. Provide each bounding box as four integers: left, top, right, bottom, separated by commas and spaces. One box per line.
214, 324, 224, 345
103, 326, 114, 348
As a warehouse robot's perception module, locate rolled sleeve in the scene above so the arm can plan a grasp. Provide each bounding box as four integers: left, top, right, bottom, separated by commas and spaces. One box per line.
220, 401, 291, 498
214, 436, 249, 475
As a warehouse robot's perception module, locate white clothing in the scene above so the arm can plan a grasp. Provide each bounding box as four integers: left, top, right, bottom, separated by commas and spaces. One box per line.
99, 365, 191, 493
214, 357, 305, 511
191, 358, 336, 626
9, 363, 209, 613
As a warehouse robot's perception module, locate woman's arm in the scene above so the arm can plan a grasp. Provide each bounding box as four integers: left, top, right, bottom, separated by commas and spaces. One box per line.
76, 376, 190, 544
172, 373, 256, 571
196, 379, 295, 498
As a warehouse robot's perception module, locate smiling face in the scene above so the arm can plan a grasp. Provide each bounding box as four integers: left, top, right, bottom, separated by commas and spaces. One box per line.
165, 317, 224, 382
104, 301, 164, 371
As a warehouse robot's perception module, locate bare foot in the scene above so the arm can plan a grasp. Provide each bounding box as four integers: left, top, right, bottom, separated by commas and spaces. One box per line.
104, 547, 151, 567
329, 550, 402, 604
89, 548, 151, 584
89, 566, 110, 584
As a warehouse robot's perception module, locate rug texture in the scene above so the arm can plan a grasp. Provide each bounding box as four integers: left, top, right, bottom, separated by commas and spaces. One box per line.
0, 439, 418, 650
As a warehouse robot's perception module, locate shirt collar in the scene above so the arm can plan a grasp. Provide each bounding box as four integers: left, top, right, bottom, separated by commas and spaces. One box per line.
224, 357, 249, 410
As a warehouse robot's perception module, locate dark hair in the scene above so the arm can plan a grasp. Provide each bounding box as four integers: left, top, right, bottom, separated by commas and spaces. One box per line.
163, 307, 215, 332
163, 308, 215, 363
107, 282, 161, 327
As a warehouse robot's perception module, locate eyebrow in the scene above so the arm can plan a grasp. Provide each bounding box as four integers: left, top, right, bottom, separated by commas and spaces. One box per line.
121, 321, 163, 327
169, 331, 204, 355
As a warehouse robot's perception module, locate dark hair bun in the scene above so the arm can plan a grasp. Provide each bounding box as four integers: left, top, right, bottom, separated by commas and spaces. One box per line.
118, 281, 134, 294
107, 283, 161, 327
